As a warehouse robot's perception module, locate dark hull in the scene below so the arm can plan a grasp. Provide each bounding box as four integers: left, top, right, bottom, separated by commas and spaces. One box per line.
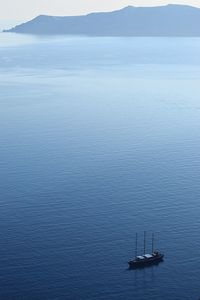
128, 254, 164, 269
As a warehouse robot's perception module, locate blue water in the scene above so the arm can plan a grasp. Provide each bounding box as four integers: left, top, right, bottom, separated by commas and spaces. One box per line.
1, 33, 200, 300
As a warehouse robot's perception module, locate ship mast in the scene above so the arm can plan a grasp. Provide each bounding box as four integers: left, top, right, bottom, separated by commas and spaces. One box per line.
135, 233, 138, 258
144, 231, 146, 254
152, 232, 154, 253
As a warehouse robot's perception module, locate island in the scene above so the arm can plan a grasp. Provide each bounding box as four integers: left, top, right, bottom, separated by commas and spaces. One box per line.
4, 4, 200, 36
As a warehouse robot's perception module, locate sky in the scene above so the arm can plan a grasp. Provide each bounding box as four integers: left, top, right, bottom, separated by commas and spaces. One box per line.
0, 0, 200, 20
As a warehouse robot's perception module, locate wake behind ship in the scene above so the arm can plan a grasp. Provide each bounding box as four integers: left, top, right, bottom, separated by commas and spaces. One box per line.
128, 232, 164, 269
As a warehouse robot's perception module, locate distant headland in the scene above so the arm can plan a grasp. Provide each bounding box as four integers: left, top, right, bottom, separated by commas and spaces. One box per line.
4, 5, 200, 36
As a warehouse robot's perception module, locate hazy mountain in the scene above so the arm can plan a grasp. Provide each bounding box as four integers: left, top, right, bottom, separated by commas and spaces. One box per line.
0, 20, 22, 31
4, 5, 200, 36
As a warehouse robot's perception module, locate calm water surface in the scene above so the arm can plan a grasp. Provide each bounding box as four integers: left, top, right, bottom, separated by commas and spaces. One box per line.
0, 33, 200, 300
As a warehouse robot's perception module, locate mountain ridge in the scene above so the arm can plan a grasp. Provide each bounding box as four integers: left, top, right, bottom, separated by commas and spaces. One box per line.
4, 5, 200, 36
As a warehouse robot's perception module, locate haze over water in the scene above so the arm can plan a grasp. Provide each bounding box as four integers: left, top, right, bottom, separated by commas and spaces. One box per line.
1, 33, 200, 299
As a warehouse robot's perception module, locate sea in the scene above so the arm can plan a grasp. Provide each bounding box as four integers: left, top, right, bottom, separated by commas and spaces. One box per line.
1, 30, 200, 300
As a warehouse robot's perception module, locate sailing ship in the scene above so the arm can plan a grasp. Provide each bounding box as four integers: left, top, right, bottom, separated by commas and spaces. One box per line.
128, 231, 164, 268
